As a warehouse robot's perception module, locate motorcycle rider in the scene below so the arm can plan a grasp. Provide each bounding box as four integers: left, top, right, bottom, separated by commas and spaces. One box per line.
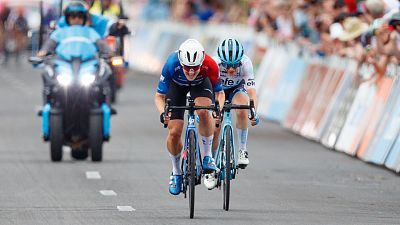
36, 1, 111, 106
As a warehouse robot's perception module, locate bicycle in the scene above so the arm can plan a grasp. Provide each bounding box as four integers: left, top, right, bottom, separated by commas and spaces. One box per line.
164, 97, 219, 219
214, 99, 256, 211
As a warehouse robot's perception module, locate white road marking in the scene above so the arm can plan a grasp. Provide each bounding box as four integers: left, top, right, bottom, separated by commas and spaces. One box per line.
99, 190, 117, 196
117, 206, 136, 212
86, 171, 101, 179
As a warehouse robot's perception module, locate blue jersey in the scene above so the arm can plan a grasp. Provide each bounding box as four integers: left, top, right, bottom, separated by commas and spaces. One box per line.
157, 52, 222, 94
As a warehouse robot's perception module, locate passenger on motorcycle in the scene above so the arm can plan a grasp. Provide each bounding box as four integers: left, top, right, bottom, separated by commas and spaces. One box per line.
204, 38, 259, 190
154, 39, 225, 195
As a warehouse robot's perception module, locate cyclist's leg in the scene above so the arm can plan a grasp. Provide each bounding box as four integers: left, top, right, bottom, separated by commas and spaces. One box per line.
166, 82, 188, 175
166, 82, 188, 195
191, 78, 216, 172
231, 85, 250, 166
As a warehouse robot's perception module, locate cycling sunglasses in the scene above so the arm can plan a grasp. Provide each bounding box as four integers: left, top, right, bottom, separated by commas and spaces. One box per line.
182, 65, 201, 71
68, 12, 85, 19
222, 62, 241, 69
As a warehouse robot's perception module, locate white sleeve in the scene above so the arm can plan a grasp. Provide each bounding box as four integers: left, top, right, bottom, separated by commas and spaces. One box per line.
242, 55, 256, 89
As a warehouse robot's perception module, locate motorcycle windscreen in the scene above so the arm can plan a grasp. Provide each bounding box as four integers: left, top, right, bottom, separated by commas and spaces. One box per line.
55, 37, 98, 61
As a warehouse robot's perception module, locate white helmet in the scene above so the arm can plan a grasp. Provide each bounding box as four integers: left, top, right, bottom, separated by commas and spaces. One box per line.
178, 39, 205, 67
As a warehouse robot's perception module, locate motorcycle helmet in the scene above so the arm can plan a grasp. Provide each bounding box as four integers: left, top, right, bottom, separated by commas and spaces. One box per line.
64, 1, 89, 25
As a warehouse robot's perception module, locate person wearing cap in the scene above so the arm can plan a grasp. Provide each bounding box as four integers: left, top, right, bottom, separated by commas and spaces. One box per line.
154, 39, 225, 195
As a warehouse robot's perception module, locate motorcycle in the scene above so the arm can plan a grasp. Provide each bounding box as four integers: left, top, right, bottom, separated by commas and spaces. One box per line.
29, 39, 116, 162
106, 20, 130, 103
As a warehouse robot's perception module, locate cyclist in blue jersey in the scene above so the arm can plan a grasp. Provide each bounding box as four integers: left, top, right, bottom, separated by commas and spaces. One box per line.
154, 39, 225, 195
204, 38, 259, 189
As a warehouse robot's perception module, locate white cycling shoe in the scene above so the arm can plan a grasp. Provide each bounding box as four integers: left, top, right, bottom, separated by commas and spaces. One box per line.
238, 149, 249, 169
204, 172, 217, 190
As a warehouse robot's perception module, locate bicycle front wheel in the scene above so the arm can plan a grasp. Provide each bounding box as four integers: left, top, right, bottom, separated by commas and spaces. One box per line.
188, 130, 196, 219
223, 126, 233, 211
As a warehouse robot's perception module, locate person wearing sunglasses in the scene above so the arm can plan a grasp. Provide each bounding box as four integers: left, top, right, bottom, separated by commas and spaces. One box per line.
154, 39, 225, 195
204, 38, 259, 190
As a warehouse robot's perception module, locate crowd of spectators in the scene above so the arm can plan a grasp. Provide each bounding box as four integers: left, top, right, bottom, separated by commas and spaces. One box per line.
0, 2, 29, 65
246, 0, 400, 78
149, 0, 400, 78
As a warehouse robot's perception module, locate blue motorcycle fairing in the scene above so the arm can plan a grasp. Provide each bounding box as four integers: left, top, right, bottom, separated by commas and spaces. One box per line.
54, 59, 98, 74
50, 26, 100, 61
101, 103, 111, 138
42, 104, 51, 139
58, 14, 109, 38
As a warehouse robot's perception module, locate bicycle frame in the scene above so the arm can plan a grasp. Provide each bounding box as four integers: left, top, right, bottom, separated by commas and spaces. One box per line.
215, 109, 237, 181
182, 111, 203, 191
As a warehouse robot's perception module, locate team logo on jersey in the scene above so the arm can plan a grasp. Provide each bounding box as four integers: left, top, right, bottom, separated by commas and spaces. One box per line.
247, 79, 255, 87
160, 75, 165, 82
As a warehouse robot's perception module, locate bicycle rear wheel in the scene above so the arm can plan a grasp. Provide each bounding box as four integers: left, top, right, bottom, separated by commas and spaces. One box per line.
223, 126, 233, 211
188, 130, 196, 219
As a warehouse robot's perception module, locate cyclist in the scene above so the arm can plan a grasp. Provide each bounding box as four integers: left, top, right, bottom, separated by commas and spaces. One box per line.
154, 39, 225, 195
204, 38, 259, 189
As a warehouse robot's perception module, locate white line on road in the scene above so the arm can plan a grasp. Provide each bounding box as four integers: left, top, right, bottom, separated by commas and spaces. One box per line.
86, 171, 101, 179
117, 206, 136, 212
99, 190, 117, 196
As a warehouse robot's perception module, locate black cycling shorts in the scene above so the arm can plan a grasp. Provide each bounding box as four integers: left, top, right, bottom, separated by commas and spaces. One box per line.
223, 80, 248, 102
167, 78, 214, 120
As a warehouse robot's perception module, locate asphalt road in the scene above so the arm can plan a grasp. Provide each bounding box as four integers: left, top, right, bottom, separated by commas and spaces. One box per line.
0, 60, 399, 225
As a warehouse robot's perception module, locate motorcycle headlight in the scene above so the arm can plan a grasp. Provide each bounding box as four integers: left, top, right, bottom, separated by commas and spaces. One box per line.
80, 73, 96, 87
56, 73, 72, 86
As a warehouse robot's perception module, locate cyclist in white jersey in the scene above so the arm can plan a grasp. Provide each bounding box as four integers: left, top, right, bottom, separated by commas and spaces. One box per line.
204, 38, 259, 189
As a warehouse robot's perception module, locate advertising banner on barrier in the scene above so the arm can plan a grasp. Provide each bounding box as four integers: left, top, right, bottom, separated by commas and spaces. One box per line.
284, 64, 318, 129
335, 81, 377, 154
316, 60, 357, 141
361, 76, 400, 164
293, 63, 328, 133
257, 48, 290, 119
355, 76, 395, 157
301, 58, 345, 140
385, 136, 400, 173
265, 56, 306, 122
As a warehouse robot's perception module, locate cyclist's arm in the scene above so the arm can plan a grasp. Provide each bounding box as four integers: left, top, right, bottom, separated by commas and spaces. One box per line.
242, 56, 257, 110
37, 29, 60, 57
155, 92, 166, 115
247, 88, 257, 110
155, 61, 172, 114
215, 90, 225, 109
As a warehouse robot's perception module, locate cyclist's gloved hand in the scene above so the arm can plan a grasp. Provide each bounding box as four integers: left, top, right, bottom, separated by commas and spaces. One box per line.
251, 113, 260, 126
160, 112, 171, 126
